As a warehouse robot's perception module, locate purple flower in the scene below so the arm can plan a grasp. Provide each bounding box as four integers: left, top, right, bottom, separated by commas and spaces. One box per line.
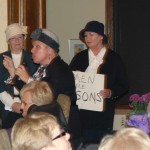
126, 114, 150, 134
129, 92, 150, 108
141, 93, 150, 104
129, 94, 140, 102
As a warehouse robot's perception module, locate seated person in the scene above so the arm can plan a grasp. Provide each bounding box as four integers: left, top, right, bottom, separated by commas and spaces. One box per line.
5, 80, 68, 131
20, 80, 68, 131
98, 127, 150, 150
11, 112, 72, 150
0, 23, 38, 129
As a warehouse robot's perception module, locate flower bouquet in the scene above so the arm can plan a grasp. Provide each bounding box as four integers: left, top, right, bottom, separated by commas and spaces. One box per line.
126, 92, 150, 133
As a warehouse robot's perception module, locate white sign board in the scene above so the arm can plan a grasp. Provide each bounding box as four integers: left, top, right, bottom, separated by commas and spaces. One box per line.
73, 71, 105, 112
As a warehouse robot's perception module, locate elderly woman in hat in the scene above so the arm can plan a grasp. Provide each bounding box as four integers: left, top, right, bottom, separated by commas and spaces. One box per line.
69, 21, 129, 143
0, 23, 38, 129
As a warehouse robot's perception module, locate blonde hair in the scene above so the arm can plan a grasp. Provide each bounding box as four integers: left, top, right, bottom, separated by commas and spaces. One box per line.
98, 127, 150, 150
20, 81, 53, 106
11, 112, 59, 150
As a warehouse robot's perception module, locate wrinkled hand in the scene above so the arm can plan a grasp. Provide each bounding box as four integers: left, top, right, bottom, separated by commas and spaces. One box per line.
100, 89, 112, 99
12, 102, 21, 113
15, 65, 30, 83
3, 55, 15, 77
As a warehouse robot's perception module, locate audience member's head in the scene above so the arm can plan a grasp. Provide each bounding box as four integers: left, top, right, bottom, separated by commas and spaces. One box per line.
11, 112, 72, 150
20, 80, 53, 117
98, 127, 150, 150
5, 23, 28, 42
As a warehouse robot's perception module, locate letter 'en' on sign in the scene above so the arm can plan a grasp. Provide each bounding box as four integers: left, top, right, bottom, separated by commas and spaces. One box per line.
73, 71, 106, 112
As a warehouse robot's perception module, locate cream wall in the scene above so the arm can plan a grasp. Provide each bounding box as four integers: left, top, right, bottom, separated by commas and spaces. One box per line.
0, 0, 8, 53
46, 0, 105, 64
0, 1, 105, 60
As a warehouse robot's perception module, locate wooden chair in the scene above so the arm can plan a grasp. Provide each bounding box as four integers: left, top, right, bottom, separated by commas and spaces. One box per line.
57, 94, 71, 123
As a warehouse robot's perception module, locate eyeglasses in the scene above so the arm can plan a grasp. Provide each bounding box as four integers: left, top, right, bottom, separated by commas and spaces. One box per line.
10, 36, 24, 42
52, 131, 66, 141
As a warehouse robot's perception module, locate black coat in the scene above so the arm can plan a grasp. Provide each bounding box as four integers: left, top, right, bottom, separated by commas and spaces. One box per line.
28, 101, 68, 131
70, 49, 129, 136
0, 50, 38, 129
42, 56, 77, 102
0, 50, 38, 94
15, 56, 76, 102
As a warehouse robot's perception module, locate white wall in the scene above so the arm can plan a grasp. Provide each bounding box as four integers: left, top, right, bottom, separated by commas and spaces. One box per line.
46, 0, 105, 64
0, 1, 105, 60
0, 0, 8, 53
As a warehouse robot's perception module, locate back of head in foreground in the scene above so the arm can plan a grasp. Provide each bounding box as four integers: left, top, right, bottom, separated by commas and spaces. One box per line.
98, 127, 150, 150
20, 80, 54, 107
11, 112, 72, 150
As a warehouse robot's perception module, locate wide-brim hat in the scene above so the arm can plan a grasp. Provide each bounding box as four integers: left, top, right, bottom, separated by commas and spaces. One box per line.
79, 21, 105, 40
5, 23, 28, 41
31, 28, 60, 53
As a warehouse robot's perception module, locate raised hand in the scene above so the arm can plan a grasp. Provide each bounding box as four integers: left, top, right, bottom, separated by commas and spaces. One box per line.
3, 55, 15, 77
15, 65, 31, 83
12, 102, 22, 113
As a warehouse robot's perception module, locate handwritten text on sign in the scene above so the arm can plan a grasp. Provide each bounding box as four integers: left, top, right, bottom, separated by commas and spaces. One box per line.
73, 71, 105, 112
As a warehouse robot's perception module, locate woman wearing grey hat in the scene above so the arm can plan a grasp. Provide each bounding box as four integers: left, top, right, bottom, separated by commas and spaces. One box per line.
13, 28, 81, 149
15, 28, 76, 102
0, 23, 38, 129
69, 20, 129, 144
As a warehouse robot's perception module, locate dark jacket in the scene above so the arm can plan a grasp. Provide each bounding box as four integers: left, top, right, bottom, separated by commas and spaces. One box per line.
42, 56, 77, 102
0, 49, 38, 129
70, 49, 129, 99
0, 49, 38, 94
15, 56, 76, 103
27, 101, 68, 131
69, 49, 129, 141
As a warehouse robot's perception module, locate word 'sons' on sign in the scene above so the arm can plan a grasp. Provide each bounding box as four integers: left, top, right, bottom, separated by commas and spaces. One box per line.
73, 71, 105, 112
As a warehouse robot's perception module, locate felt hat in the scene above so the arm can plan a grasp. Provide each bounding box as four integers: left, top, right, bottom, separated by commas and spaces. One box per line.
5, 23, 28, 41
79, 21, 105, 39
31, 28, 60, 53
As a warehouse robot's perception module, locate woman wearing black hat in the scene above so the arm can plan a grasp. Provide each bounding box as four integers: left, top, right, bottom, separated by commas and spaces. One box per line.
70, 21, 129, 143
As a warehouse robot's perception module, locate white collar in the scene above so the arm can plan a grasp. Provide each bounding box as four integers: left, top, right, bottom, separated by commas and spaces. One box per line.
88, 47, 106, 62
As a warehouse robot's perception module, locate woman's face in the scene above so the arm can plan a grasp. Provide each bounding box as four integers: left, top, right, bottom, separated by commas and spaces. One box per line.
20, 91, 33, 117
8, 34, 25, 54
44, 127, 72, 150
84, 31, 103, 49
31, 40, 52, 65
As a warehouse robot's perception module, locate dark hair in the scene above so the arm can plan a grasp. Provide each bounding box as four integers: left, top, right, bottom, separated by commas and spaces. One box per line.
103, 34, 108, 45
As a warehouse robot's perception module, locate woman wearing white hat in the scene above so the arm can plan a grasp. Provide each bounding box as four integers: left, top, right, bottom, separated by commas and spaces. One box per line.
0, 23, 38, 129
